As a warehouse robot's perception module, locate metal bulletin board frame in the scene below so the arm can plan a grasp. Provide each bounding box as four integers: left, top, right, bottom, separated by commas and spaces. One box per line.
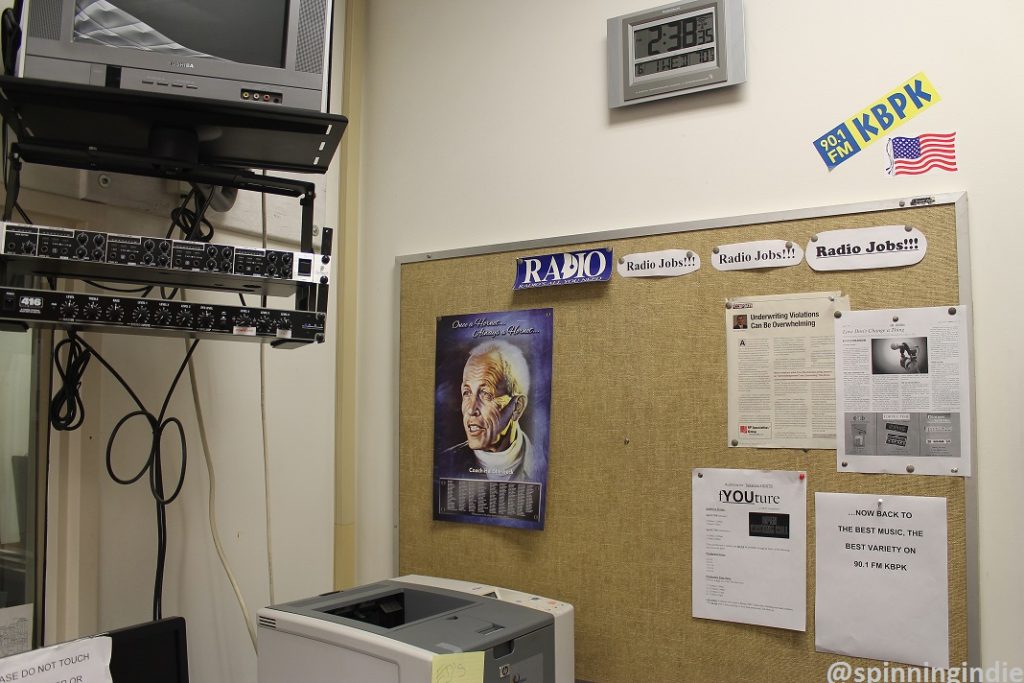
396, 192, 977, 683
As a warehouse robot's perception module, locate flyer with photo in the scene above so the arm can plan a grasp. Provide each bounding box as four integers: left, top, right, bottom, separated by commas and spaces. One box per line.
432, 308, 553, 529
834, 306, 972, 476
727, 292, 850, 449
692, 468, 807, 631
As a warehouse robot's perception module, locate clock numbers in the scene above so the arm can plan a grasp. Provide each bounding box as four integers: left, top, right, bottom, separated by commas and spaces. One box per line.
635, 47, 716, 78
633, 12, 714, 60
664, 22, 681, 52
646, 25, 663, 57
682, 19, 696, 49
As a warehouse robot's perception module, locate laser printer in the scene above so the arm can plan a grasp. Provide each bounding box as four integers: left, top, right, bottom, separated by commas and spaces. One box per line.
394, 575, 574, 683
257, 576, 574, 683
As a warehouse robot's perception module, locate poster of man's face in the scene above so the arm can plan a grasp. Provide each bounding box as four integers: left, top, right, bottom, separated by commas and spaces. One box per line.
433, 308, 553, 529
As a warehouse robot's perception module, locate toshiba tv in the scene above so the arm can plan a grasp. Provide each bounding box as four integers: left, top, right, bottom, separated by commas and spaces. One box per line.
17, 0, 332, 112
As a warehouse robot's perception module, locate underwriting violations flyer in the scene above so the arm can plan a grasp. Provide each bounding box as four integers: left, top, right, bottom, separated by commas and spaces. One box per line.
691, 468, 807, 631
727, 291, 850, 449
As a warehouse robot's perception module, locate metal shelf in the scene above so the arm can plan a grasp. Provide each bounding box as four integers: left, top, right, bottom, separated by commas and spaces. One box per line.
0, 76, 345, 325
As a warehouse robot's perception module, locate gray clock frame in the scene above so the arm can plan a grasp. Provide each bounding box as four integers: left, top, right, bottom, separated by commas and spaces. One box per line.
608, 0, 746, 108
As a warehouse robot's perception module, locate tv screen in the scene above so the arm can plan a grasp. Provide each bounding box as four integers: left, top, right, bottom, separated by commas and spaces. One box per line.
72, 0, 289, 68
21, 0, 331, 111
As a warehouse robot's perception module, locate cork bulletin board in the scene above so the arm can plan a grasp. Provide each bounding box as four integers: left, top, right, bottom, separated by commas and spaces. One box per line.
397, 194, 975, 683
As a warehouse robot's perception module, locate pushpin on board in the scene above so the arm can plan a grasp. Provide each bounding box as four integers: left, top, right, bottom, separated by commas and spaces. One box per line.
799, 472, 805, 481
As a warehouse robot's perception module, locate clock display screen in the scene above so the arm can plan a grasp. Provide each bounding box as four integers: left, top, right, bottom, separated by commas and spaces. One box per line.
633, 10, 714, 60
610, 0, 743, 107
635, 47, 715, 77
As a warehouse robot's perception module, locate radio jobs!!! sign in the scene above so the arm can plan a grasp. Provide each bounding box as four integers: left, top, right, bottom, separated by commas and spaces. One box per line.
805, 225, 927, 272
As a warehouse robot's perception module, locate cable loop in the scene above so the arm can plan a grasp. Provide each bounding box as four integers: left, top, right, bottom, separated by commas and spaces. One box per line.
106, 410, 157, 485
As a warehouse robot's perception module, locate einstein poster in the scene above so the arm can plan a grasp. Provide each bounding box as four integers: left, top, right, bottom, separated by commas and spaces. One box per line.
433, 308, 553, 530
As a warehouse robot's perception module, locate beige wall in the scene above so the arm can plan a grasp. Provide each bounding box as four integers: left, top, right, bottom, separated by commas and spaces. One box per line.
356, 0, 1024, 669
0, 332, 32, 546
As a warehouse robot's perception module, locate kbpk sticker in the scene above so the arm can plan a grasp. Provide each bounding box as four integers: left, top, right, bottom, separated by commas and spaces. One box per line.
514, 247, 612, 290
813, 73, 941, 170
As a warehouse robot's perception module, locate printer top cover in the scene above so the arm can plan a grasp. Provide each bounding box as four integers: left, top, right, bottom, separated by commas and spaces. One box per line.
267, 579, 554, 654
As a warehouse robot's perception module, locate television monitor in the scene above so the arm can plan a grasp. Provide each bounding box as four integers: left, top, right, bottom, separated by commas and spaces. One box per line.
106, 617, 189, 683
17, 0, 332, 113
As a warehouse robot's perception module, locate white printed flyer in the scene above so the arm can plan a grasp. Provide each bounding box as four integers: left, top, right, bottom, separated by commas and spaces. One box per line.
834, 305, 972, 476
815, 492, 949, 667
0, 604, 32, 657
0, 635, 112, 683
727, 291, 850, 449
692, 468, 807, 631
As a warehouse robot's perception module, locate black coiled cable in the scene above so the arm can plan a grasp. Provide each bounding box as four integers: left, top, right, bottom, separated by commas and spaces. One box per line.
49, 331, 200, 619
50, 334, 92, 431
168, 185, 216, 242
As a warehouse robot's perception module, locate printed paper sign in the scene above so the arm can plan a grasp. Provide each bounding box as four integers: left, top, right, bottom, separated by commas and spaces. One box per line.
834, 306, 972, 476
813, 73, 941, 169
692, 468, 807, 631
815, 492, 948, 667
727, 292, 850, 449
617, 249, 699, 277
806, 225, 926, 272
0, 604, 32, 657
514, 248, 612, 289
0, 636, 113, 683
712, 240, 803, 271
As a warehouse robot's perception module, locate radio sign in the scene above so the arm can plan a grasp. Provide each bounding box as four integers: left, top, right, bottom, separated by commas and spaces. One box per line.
514, 248, 613, 290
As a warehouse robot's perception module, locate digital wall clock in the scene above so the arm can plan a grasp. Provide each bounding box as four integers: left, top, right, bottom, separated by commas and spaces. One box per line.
607, 0, 746, 108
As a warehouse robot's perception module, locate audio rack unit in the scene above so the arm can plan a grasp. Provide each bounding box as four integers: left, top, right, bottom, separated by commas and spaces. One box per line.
0, 287, 326, 348
1, 222, 330, 296
0, 77, 345, 345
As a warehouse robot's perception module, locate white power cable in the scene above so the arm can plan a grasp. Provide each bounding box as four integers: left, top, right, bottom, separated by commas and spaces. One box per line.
176, 182, 277, 651
260, 346, 275, 606
185, 338, 258, 650
260, 177, 276, 606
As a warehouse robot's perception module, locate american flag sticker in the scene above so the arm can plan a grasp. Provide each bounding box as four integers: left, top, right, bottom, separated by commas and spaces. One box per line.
886, 132, 958, 176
